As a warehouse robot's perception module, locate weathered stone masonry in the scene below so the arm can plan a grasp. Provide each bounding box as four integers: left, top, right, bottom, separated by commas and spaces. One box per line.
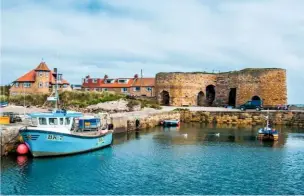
155, 68, 287, 107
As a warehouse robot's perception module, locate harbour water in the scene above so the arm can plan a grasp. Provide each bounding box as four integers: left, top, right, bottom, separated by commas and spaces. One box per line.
1, 123, 304, 195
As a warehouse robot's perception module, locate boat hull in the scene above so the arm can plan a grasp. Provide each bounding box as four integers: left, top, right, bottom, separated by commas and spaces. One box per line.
19, 129, 113, 157
257, 133, 279, 141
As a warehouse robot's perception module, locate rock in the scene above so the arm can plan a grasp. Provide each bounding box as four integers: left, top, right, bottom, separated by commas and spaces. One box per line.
87, 99, 141, 113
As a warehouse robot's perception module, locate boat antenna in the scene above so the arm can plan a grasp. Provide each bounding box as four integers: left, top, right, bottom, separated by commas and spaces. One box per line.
54, 68, 59, 110
266, 109, 270, 128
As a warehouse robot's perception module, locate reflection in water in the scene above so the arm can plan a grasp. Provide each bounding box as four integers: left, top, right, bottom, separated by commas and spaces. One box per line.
1, 123, 304, 195
152, 123, 290, 148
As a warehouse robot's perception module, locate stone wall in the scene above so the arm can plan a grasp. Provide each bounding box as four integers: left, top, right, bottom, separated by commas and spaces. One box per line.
180, 111, 304, 127
155, 68, 287, 107
155, 72, 217, 106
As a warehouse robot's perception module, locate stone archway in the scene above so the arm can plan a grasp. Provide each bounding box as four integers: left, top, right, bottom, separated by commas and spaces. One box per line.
206, 85, 215, 106
197, 91, 205, 106
160, 91, 170, 105
252, 95, 261, 101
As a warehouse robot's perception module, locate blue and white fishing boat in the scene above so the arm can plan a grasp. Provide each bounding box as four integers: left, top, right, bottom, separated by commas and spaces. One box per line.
19, 68, 113, 157
19, 110, 113, 157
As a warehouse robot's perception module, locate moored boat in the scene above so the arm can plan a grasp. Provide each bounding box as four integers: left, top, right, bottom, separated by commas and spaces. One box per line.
257, 112, 279, 141
19, 110, 114, 157
160, 119, 180, 127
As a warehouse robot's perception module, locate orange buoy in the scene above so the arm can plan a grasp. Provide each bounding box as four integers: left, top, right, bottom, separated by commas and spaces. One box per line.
17, 143, 29, 155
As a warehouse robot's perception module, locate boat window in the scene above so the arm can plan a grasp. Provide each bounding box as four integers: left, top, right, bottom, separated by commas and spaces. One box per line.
65, 117, 71, 125
49, 118, 58, 125
39, 118, 47, 125
60, 118, 64, 125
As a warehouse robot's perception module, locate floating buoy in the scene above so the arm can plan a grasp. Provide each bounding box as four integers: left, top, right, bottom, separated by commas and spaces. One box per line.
17, 156, 28, 166
17, 143, 29, 155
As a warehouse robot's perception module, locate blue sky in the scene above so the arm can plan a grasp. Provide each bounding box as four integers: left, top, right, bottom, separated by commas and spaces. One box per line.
1, 0, 304, 104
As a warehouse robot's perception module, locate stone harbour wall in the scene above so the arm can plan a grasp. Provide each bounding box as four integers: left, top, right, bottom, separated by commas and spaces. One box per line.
180, 111, 304, 127
126, 111, 180, 131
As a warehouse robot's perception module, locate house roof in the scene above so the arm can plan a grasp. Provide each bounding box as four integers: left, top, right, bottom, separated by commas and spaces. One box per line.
132, 78, 155, 87
14, 62, 69, 84
82, 77, 155, 88
34, 62, 50, 71
15, 69, 36, 82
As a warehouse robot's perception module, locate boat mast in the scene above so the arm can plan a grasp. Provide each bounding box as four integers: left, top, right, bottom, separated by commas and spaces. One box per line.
266, 109, 270, 128
54, 68, 59, 109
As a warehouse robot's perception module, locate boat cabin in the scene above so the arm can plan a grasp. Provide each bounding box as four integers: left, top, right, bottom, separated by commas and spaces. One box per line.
29, 110, 83, 130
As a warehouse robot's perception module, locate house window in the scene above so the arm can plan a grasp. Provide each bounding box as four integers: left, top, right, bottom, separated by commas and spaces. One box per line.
39, 72, 43, 77
86, 88, 90, 91
39, 118, 47, 125
46, 72, 49, 78
92, 79, 98, 83
39, 82, 43, 88
15, 82, 19, 87
23, 82, 31, 88
45, 82, 49, 87
49, 118, 58, 125
63, 84, 68, 88
146, 87, 152, 91
121, 88, 128, 93
103, 88, 108, 91
133, 87, 140, 92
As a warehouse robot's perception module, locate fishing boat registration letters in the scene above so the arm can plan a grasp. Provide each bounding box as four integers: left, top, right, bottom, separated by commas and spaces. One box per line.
47, 134, 63, 141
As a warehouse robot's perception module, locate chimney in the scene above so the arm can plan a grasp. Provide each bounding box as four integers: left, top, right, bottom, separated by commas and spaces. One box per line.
85, 75, 90, 79
134, 74, 138, 79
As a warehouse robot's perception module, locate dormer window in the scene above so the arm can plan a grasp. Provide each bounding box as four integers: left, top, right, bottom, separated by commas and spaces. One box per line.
92, 79, 98, 83
118, 79, 128, 84
105, 79, 114, 84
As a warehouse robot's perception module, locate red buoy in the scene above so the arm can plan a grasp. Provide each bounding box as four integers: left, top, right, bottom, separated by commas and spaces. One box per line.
17, 156, 28, 166
17, 143, 29, 155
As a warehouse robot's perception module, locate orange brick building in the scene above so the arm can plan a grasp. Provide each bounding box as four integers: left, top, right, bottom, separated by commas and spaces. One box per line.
81, 74, 155, 97
10, 61, 71, 96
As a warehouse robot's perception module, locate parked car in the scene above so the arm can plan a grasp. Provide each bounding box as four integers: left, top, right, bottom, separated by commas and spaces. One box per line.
239, 100, 263, 111
276, 104, 289, 110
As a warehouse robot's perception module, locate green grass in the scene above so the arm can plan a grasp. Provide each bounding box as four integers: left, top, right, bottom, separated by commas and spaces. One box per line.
9, 91, 126, 108
8, 91, 161, 110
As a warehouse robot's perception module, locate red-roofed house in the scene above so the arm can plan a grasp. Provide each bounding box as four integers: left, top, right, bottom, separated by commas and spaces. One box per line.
81, 74, 155, 97
10, 61, 71, 95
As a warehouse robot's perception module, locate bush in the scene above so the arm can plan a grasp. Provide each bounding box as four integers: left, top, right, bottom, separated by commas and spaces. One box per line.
0, 95, 8, 102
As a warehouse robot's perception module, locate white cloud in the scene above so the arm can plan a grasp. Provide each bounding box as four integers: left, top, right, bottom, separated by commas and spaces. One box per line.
1, 0, 304, 103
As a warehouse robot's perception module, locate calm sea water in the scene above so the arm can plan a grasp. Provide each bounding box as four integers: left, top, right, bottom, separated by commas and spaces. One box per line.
1, 124, 304, 195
